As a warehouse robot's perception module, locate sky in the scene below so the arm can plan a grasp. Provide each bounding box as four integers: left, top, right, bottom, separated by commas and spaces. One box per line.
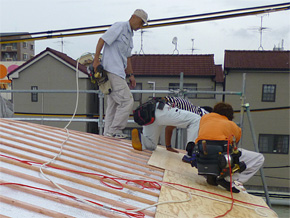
0, 0, 289, 65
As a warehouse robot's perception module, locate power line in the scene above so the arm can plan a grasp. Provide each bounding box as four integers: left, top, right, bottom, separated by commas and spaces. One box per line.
254, 175, 290, 180
234, 106, 290, 113
1, 2, 289, 44
264, 166, 290, 169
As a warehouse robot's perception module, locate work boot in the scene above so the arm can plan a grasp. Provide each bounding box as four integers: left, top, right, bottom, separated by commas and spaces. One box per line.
216, 178, 240, 193
234, 181, 247, 193
206, 175, 218, 186
186, 141, 195, 156
132, 129, 142, 151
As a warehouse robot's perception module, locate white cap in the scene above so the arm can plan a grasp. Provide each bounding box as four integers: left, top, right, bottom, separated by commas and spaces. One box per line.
133, 9, 148, 25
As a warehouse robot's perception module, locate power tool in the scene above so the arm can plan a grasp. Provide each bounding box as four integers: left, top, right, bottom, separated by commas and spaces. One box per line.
88, 64, 104, 84
87, 64, 112, 95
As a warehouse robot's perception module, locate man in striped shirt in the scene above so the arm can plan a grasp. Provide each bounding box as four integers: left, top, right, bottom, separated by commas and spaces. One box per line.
165, 96, 208, 116
164, 96, 211, 153
132, 96, 211, 152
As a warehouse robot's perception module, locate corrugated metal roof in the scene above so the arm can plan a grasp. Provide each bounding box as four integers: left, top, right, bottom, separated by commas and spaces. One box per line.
224, 50, 290, 70
131, 54, 216, 76
1, 119, 277, 217
0, 119, 163, 217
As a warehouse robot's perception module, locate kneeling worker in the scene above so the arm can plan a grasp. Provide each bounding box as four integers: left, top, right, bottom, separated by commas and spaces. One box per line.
194, 102, 265, 192
131, 96, 209, 152
164, 96, 212, 153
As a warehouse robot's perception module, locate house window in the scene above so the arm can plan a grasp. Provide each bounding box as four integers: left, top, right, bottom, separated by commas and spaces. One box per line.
129, 82, 142, 103
23, 53, 28, 60
12, 43, 17, 50
30, 44, 34, 50
259, 134, 289, 154
23, 42, 28, 48
262, 84, 276, 102
169, 83, 197, 99
31, 86, 38, 102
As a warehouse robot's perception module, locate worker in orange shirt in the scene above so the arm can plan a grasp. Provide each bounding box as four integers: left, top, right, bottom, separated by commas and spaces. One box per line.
194, 102, 264, 193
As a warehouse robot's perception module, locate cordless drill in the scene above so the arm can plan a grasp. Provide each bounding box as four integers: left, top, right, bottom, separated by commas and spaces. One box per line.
88, 64, 104, 84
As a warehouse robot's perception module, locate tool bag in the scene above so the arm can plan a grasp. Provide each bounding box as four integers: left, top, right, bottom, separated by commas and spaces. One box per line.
133, 99, 157, 126
97, 71, 112, 95
196, 140, 246, 178
196, 140, 229, 176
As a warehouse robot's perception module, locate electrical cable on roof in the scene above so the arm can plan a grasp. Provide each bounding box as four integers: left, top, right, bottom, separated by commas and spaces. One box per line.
1, 153, 277, 217
37, 54, 111, 214
104, 166, 275, 217
33, 54, 157, 217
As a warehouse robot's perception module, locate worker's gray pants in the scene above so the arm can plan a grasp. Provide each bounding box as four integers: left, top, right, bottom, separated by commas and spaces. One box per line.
141, 103, 201, 151
104, 73, 133, 135
230, 149, 265, 184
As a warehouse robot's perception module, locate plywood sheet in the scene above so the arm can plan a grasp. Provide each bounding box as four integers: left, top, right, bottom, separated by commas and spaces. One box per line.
149, 146, 277, 218
148, 146, 197, 174
156, 171, 277, 218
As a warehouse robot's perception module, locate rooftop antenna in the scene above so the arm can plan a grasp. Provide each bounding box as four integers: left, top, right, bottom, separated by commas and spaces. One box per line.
172, 37, 179, 55
55, 34, 72, 53
248, 14, 270, 50
139, 29, 145, 55
138, 29, 150, 55
258, 15, 269, 50
190, 39, 200, 54
191, 39, 195, 54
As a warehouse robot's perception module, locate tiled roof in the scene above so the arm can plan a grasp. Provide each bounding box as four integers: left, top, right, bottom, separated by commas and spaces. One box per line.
131, 54, 216, 76
214, 65, 224, 83
224, 50, 290, 70
8, 47, 88, 77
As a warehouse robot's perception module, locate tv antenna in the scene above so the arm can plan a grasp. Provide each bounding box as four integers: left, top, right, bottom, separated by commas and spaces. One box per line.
172, 37, 179, 55
139, 29, 145, 55
189, 39, 200, 54
249, 15, 270, 50
138, 29, 150, 55
258, 15, 270, 50
54, 34, 72, 53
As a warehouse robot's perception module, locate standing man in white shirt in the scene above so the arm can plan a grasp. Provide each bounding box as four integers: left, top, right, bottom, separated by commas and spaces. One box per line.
93, 9, 148, 138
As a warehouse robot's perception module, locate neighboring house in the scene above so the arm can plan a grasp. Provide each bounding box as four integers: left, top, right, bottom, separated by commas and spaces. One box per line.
0, 32, 35, 61
124, 54, 224, 145
224, 50, 290, 191
8, 47, 98, 133
0, 61, 24, 101
130, 54, 224, 106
